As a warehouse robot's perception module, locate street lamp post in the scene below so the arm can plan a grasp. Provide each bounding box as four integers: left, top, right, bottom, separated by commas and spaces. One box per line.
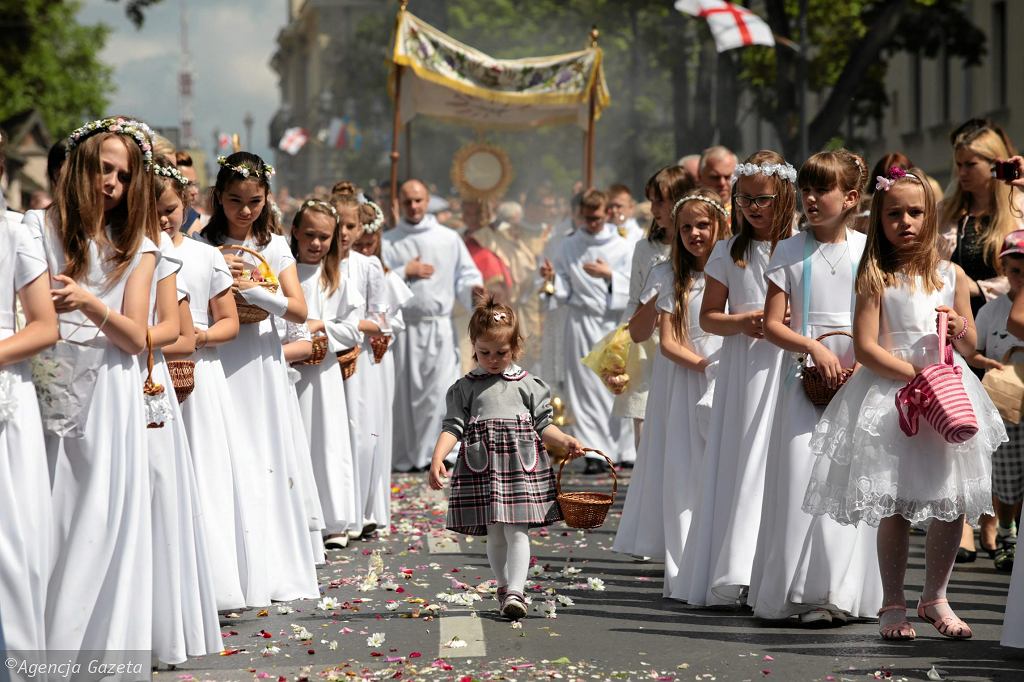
243, 112, 254, 151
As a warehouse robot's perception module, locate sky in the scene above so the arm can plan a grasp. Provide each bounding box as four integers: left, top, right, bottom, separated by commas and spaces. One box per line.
77, 0, 286, 164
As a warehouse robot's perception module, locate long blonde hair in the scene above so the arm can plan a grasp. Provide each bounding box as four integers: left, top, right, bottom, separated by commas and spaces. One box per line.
670, 188, 729, 343
729, 150, 797, 267
857, 167, 943, 297
939, 127, 1018, 270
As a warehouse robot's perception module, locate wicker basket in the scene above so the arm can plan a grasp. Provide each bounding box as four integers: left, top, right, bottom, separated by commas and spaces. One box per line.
337, 345, 361, 380
143, 331, 166, 429
556, 449, 617, 529
219, 245, 279, 324
167, 359, 195, 404
301, 333, 328, 366
801, 331, 857, 407
370, 334, 391, 364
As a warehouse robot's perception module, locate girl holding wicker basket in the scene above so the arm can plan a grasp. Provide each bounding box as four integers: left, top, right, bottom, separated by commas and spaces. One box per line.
197, 152, 321, 605
288, 198, 362, 551
155, 161, 257, 614
747, 150, 881, 627
802, 166, 1006, 641
428, 297, 585, 620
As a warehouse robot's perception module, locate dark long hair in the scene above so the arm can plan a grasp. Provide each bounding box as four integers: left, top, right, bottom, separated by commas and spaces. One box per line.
200, 151, 274, 247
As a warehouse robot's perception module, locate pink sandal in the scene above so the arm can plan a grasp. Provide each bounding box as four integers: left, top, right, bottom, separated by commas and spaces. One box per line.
917, 598, 972, 639
877, 604, 916, 641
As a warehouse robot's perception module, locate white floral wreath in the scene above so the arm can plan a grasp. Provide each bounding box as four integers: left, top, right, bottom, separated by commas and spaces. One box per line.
66, 117, 156, 169
152, 164, 190, 187
360, 200, 385, 234
730, 161, 797, 185
217, 155, 275, 180
302, 198, 338, 219
671, 193, 728, 219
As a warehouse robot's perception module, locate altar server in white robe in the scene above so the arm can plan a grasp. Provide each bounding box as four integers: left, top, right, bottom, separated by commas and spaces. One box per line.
545, 189, 636, 465
382, 179, 482, 471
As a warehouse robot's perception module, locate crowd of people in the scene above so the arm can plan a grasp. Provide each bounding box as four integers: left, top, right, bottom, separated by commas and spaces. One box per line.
1, 109, 1024, 670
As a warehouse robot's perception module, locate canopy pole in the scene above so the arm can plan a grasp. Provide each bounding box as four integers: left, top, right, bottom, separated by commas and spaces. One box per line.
389, 0, 410, 226
584, 25, 599, 189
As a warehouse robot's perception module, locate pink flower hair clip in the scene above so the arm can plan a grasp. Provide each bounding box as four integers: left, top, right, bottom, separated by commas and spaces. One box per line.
875, 166, 914, 192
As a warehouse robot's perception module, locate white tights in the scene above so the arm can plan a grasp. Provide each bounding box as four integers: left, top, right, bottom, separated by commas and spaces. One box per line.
486, 523, 530, 594
877, 514, 965, 625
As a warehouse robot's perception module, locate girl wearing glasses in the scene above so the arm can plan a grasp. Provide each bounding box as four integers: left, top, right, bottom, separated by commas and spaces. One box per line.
677, 150, 796, 606
748, 150, 881, 626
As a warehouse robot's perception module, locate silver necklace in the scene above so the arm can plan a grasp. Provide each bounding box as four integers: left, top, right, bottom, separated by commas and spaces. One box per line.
816, 240, 849, 275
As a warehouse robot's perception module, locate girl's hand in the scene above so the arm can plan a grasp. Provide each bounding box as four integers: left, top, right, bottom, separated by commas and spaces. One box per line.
50, 275, 97, 314
972, 354, 1004, 372
307, 319, 325, 334
561, 436, 585, 459
741, 310, 765, 339
428, 460, 449, 490
234, 279, 258, 291
807, 341, 844, 388
935, 305, 966, 338
223, 253, 246, 279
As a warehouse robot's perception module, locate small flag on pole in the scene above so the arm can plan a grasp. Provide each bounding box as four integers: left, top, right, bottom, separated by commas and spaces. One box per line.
675, 0, 775, 52
278, 127, 309, 156
217, 133, 232, 152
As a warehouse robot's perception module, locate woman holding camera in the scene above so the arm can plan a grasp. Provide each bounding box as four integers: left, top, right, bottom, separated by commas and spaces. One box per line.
938, 123, 1022, 316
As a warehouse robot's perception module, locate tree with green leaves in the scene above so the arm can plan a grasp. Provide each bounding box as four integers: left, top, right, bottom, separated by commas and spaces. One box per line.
0, 1, 113, 138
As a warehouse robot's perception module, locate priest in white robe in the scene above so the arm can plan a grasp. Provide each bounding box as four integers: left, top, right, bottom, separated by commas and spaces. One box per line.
382, 179, 483, 471
546, 189, 636, 469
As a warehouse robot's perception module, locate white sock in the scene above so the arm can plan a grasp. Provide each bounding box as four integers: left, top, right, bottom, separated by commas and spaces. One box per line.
502, 523, 531, 595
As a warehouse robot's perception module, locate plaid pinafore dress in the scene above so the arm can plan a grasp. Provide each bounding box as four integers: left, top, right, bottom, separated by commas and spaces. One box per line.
443, 365, 563, 535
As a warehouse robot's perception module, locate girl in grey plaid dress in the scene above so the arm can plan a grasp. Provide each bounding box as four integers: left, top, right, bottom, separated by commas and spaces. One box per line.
429, 297, 585, 620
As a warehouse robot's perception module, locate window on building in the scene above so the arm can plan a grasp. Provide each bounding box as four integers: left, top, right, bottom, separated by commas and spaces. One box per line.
992, 0, 1007, 108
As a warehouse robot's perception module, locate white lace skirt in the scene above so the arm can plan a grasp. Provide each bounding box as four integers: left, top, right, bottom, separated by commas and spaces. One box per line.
803, 351, 1006, 527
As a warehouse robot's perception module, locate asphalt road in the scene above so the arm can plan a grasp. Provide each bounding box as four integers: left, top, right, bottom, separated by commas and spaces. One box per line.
166, 467, 1024, 682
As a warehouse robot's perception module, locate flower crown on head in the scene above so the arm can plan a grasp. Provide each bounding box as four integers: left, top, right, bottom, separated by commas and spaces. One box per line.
217, 155, 275, 180
302, 198, 338, 219
731, 161, 798, 185
671, 193, 728, 219
492, 311, 509, 323
360, 199, 385, 234
152, 163, 190, 187
874, 165, 919, 192
66, 117, 156, 169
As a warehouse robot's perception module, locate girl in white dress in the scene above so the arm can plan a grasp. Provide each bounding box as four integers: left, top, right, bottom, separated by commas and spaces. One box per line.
0, 208, 58, 653
331, 185, 391, 539
198, 152, 319, 603
288, 198, 361, 549
803, 166, 1005, 640
612, 167, 698, 560
612, 166, 692, 451
37, 118, 159, 654
655, 190, 728, 600
352, 224, 414, 504
748, 150, 882, 625
156, 164, 251, 612
678, 150, 795, 606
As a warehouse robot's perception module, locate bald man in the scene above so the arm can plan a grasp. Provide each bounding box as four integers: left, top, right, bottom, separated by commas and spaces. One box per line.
382, 179, 484, 471
698, 145, 738, 206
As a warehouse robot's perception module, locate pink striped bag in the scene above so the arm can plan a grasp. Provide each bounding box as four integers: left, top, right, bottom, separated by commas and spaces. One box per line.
895, 312, 979, 444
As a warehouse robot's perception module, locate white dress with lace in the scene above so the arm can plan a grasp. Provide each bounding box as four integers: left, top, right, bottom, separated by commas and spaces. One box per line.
803, 262, 1005, 527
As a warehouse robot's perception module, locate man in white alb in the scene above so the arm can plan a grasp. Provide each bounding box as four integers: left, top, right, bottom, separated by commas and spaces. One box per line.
382, 180, 483, 471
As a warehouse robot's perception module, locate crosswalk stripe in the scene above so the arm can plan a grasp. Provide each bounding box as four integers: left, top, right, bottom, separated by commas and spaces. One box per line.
438, 612, 486, 658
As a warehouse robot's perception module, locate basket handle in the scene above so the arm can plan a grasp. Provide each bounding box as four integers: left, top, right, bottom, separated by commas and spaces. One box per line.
814, 330, 853, 343
556, 448, 617, 497
218, 243, 271, 269
1001, 346, 1024, 364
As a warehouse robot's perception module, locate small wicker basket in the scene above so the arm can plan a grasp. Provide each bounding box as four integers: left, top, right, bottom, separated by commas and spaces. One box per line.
219, 245, 279, 324
801, 330, 856, 407
167, 359, 195, 404
337, 345, 361, 380
143, 331, 166, 429
301, 333, 328, 366
556, 449, 617, 529
370, 335, 391, 364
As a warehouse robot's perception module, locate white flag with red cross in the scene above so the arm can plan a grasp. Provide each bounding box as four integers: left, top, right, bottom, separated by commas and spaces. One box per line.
675, 0, 775, 52
278, 127, 309, 156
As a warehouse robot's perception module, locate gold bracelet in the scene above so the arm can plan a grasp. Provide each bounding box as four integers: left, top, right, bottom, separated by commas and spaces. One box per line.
99, 304, 110, 330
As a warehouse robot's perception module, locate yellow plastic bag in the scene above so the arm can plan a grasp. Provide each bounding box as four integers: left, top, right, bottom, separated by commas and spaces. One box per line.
982, 347, 1024, 424
582, 324, 633, 395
